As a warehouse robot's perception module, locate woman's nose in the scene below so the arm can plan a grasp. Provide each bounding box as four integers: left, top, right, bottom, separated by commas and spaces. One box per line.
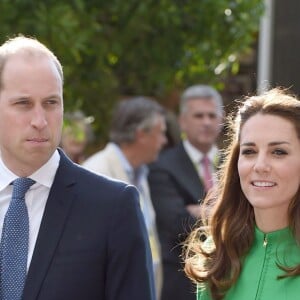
253, 155, 271, 173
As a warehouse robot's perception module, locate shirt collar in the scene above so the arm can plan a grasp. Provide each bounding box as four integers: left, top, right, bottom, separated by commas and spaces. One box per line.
110, 143, 148, 184
183, 139, 219, 165
110, 143, 132, 174
0, 150, 60, 191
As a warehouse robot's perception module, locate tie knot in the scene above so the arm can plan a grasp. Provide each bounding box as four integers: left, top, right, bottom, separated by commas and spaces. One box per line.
201, 155, 210, 165
12, 177, 35, 199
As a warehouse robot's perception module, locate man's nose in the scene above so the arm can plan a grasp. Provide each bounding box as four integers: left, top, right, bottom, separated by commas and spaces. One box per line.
202, 114, 215, 125
161, 133, 167, 146
30, 107, 47, 129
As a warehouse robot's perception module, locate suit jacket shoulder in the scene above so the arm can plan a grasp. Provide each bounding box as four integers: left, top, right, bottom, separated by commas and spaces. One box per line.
24, 150, 155, 300
149, 142, 205, 202
82, 143, 128, 182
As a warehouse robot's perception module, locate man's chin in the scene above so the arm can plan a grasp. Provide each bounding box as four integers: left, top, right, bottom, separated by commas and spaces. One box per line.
26, 147, 55, 162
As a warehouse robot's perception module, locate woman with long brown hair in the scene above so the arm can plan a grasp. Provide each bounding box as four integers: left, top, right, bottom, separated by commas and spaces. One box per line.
184, 88, 300, 299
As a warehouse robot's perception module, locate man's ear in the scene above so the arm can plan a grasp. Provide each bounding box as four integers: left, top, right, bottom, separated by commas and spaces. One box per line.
135, 128, 147, 144
178, 114, 186, 132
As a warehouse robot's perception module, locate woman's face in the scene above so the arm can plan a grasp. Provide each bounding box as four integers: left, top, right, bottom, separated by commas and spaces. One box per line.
238, 113, 300, 230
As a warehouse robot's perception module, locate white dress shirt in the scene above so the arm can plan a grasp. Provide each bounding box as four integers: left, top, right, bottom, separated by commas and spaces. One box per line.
0, 150, 60, 269
109, 143, 156, 232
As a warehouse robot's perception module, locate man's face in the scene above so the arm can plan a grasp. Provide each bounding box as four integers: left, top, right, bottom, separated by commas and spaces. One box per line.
179, 98, 222, 152
139, 115, 167, 164
0, 53, 63, 176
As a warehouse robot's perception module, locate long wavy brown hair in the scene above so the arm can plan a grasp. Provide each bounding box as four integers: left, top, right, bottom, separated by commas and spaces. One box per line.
184, 88, 300, 300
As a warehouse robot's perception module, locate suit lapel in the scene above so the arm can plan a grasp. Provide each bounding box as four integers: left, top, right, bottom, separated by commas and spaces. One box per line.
175, 143, 206, 201
23, 150, 77, 300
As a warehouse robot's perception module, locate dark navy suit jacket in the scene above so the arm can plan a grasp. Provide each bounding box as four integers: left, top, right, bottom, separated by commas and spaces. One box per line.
148, 142, 205, 300
22, 150, 155, 300
149, 142, 205, 264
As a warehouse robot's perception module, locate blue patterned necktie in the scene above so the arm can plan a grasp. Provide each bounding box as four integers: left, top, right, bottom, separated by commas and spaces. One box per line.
0, 177, 35, 300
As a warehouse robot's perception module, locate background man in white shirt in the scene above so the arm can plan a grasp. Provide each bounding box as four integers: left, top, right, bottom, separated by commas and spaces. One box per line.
83, 96, 167, 300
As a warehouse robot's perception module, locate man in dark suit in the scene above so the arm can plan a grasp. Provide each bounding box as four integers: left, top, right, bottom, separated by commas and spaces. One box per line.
148, 85, 224, 300
0, 36, 155, 300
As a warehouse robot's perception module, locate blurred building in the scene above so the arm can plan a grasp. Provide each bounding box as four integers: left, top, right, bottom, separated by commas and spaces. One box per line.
258, 0, 300, 95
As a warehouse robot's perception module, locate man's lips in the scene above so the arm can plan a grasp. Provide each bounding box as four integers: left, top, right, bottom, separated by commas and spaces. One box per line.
27, 138, 48, 142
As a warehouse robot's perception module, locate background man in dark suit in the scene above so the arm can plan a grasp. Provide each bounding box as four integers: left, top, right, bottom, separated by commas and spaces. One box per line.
0, 36, 155, 300
148, 84, 224, 300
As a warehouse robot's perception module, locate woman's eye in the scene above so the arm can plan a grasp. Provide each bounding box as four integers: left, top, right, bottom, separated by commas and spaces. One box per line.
241, 149, 255, 155
273, 149, 287, 156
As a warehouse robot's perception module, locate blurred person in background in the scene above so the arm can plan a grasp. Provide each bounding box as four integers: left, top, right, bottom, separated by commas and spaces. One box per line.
60, 110, 94, 164
148, 85, 224, 300
83, 96, 167, 300
162, 110, 181, 151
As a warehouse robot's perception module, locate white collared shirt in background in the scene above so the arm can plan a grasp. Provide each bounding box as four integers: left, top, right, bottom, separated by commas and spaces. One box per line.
183, 139, 219, 185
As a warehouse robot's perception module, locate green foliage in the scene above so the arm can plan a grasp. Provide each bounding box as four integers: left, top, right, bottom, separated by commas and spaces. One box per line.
0, 0, 264, 144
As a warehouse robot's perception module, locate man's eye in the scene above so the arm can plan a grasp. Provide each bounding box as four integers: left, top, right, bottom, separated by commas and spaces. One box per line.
194, 113, 204, 118
16, 100, 30, 105
208, 113, 217, 119
44, 99, 61, 107
47, 100, 57, 104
